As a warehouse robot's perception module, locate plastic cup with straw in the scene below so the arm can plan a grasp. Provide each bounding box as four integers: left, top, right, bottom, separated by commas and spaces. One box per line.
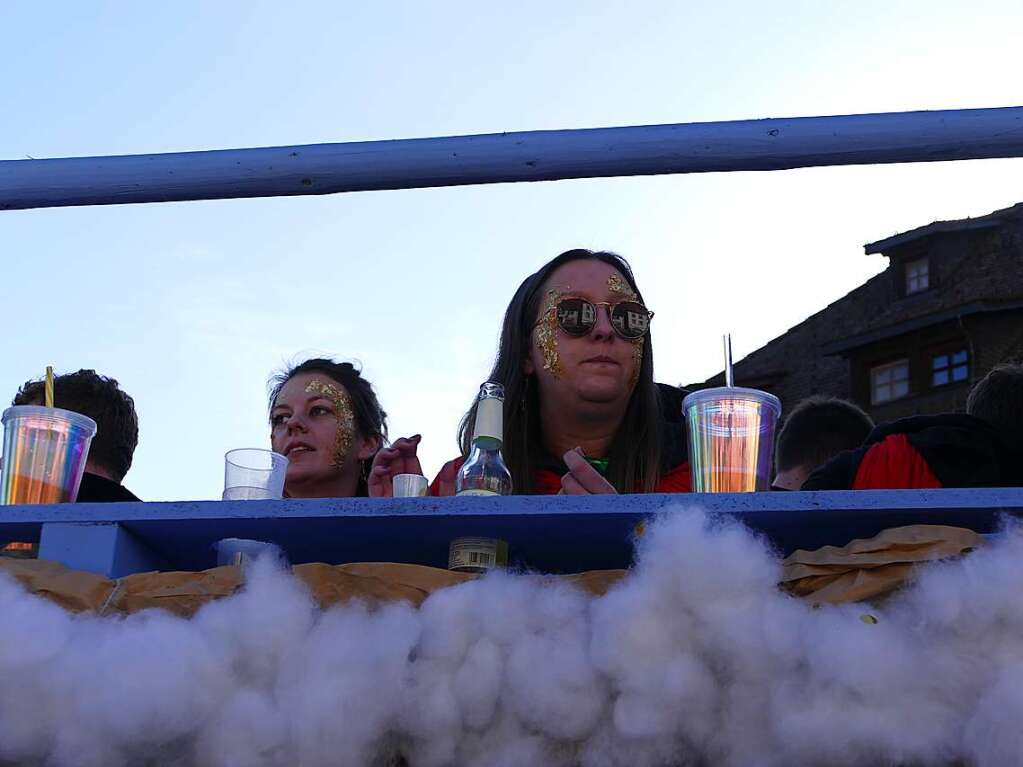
682, 334, 781, 492
1, 366, 97, 505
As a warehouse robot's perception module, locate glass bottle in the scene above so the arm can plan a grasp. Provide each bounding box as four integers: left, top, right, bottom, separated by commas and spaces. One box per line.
455, 382, 513, 496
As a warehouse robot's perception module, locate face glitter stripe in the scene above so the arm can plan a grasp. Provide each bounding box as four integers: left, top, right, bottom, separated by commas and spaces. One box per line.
607, 273, 638, 301
305, 379, 356, 469
535, 287, 566, 377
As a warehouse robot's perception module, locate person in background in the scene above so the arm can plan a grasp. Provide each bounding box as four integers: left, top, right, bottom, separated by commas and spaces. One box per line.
269, 358, 389, 498
803, 364, 1023, 489
431, 248, 690, 496
12, 369, 141, 502
771, 396, 874, 490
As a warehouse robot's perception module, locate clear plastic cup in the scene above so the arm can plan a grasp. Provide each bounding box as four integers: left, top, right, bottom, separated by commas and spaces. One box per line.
683, 387, 781, 493
393, 473, 428, 497
223, 448, 288, 501
1, 405, 98, 505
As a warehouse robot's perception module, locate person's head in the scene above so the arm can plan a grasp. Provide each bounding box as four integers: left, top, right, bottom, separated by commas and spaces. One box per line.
459, 248, 662, 493
773, 396, 874, 490
268, 359, 387, 498
966, 363, 1023, 450
12, 369, 139, 483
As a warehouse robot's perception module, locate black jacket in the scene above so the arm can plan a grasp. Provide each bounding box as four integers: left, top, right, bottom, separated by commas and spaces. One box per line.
77, 472, 141, 503
803, 414, 1023, 490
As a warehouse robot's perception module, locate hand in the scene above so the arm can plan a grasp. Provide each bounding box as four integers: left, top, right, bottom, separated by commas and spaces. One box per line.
561, 447, 617, 495
433, 459, 459, 497
368, 435, 423, 498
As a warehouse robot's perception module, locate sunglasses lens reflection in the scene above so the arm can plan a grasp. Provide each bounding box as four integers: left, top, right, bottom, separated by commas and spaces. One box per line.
556, 298, 594, 335
611, 302, 649, 339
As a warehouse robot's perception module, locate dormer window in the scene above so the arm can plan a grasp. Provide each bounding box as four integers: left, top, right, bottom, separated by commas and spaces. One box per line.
905, 257, 930, 294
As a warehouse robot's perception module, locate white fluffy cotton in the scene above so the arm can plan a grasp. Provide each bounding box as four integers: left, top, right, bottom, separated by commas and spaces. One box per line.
3, 505, 1023, 766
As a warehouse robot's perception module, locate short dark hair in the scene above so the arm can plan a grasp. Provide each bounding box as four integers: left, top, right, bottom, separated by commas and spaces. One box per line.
268, 359, 388, 492
966, 364, 1023, 449
13, 369, 139, 481
775, 396, 874, 473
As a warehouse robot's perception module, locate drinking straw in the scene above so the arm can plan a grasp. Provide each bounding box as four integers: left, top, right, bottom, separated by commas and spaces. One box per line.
44, 366, 54, 408
723, 334, 734, 388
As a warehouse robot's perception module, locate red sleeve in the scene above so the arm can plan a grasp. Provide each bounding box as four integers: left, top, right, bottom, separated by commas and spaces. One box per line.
429, 457, 465, 496
533, 469, 563, 495
655, 461, 692, 493
852, 434, 943, 489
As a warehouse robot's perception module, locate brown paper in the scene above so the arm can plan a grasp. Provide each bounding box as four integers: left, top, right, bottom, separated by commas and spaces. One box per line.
781, 525, 983, 604
0, 559, 628, 617
0, 525, 981, 616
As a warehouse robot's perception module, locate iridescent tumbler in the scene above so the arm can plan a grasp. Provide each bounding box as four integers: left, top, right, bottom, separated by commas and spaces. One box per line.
1, 406, 97, 504
683, 387, 781, 492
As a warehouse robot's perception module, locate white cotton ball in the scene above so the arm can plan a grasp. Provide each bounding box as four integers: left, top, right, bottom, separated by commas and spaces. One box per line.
280, 601, 419, 767
415, 579, 481, 664
963, 663, 1023, 767
505, 627, 606, 740
0, 575, 75, 762
453, 637, 502, 730
46, 608, 231, 766
194, 688, 287, 767
0, 573, 73, 666
195, 556, 317, 687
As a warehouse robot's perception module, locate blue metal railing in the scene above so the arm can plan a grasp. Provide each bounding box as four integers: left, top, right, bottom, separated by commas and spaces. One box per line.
1, 489, 1019, 578
2, 106, 1023, 210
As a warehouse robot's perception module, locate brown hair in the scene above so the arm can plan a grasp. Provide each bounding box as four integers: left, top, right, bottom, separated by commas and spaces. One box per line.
14, 369, 139, 482
457, 249, 662, 493
775, 396, 874, 473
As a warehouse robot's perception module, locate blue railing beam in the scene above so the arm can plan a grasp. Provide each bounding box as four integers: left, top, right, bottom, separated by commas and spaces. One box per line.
3, 107, 1023, 210
1, 489, 1019, 576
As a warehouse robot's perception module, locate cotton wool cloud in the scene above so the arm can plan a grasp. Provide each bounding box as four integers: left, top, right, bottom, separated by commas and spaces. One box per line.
3, 506, 1023, 767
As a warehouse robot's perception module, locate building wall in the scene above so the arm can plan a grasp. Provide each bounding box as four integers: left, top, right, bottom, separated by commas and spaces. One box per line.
697, 209, 1023, 425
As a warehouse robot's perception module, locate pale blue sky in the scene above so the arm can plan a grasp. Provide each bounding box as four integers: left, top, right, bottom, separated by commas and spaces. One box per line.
3, 1, 1023, 500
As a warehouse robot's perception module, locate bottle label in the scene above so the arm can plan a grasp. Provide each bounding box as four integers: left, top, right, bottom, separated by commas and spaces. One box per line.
456, 489, 500, 497
448, 537, 509, 572
474, 397, 503, 443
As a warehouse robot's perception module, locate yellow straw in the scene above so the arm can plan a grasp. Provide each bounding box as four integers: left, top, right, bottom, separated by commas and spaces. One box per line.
45, 366, 54, 408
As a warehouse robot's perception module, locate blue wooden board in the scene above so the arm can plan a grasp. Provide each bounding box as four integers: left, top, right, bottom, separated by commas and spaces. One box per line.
1, 490, 1019, 577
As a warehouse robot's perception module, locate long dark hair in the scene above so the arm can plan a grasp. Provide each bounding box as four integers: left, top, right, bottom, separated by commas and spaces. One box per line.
268, 358, 388, 495
458, 249, 663, 493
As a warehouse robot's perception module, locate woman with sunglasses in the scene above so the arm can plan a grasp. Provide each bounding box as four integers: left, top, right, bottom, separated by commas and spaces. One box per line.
431, 249, 691, 496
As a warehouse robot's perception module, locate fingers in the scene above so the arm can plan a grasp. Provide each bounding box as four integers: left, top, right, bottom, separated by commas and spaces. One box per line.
387, 435, 424, 476
562, 448, 617, 494
436, 460, 458, 497
560, 472, 588, 495
391, 434, 422, 456
367, 462, 393, 498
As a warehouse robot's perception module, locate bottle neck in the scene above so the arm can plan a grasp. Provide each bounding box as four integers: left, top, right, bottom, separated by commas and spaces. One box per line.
470, 435, 503, 453
473, 396, 503, 443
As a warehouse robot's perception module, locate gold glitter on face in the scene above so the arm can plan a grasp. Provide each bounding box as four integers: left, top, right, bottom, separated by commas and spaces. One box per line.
305, 379, 356, 470
607, 273, 639, 301
630, 337, 644, 388
534, 287, 565, 378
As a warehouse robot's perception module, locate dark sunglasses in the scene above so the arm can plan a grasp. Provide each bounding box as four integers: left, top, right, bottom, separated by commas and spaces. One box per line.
546, 297, 654, 341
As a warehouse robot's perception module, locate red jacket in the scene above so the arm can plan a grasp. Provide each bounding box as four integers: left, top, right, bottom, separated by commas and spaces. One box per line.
430, 455, 691, 495
802, 414, 1021, 490
432, 383, 694, 495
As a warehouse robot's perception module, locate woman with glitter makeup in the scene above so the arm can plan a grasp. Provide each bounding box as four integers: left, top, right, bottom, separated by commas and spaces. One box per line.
269, 359, 391, 498
430, 249, 691, 496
